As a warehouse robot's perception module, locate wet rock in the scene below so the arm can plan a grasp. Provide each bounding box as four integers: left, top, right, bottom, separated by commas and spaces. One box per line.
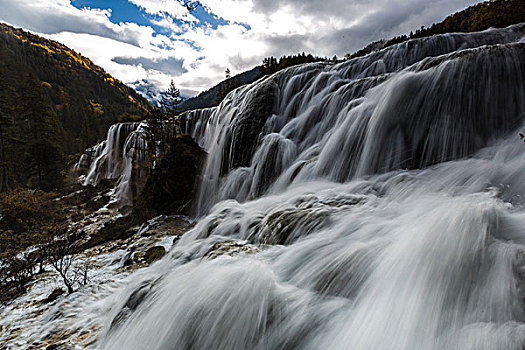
43, 288, 65, 304
134, 136, 206, 220
144, 246, 166, 264
258, 207, 331, 245
123, 253, 134, 266
224, 78, 278, 172
203, 241, 260, 260
133, 251, 145, 262
258, 195, 365, 245
137, 216, 168, 237
81, 215, 138, 251
110, 279, 158, 332
83, 194, 111, 212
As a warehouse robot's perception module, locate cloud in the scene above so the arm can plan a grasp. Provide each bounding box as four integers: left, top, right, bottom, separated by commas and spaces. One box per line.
128, 79, 163, 104
112, 56, 187, 76
200, 0, 481, 56
0, 0, 482, 98
0, 0, 154, 47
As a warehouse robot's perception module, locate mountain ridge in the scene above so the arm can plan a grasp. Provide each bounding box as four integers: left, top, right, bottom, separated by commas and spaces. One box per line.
0, 22, 152, 190
178, 0, 525, 113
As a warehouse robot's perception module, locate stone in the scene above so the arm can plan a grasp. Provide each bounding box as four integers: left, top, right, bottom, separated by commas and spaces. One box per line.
203, 241, 260, 260
133, 136, 206, 220
43, 288, 65, 304
144, 246, 166, 264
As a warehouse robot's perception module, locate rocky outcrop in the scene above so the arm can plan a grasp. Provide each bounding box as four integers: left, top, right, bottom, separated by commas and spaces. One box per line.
203, 241, 260, 260
221, 78, 278, 174
143, 246, 166, 264
134, 136, 206, 220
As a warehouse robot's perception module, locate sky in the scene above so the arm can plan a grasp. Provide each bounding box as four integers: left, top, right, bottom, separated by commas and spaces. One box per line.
0, 0, 480, 99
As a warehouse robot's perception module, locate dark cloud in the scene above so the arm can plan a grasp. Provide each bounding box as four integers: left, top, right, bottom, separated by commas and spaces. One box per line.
112, 56, 187, 76
251, 0, 480, 55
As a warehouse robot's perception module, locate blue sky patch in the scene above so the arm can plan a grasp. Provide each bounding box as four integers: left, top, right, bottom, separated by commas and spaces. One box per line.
71, 0, 151, 26
71, 0, 240, 34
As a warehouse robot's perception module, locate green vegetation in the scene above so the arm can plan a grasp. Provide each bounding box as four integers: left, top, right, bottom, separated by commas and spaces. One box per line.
143, 80, 184, 167
0, 189, 92, 299
260, 53, 329, 76
0, 190, 65, 299
134, 135, 206, 220
417, 0, 525, 36
144, 246, 166, 264
0, 22, 151, 191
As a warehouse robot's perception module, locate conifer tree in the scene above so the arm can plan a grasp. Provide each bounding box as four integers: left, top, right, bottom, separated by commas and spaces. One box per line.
160, 80, 183, 119
159, 80, 183, 139
18, 73, 65, 191
0, 70, 12, 193
144, 108, 166, 166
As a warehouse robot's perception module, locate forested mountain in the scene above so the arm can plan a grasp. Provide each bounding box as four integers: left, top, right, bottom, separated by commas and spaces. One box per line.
178, 67, 262, 112
178, 54, 329, 112
0, 23, 151, 190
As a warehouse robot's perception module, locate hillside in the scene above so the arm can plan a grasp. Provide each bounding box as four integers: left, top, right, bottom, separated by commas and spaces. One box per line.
349, 0, 525, 57
180, 0, 525, 113
0, 23, 151, 190
178, 54, 329, 112
178, 67, 262, 112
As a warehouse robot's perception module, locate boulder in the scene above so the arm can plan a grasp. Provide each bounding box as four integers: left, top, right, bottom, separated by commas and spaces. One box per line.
43, 288, 65, 304
134, 135, 206, 219
144, 246, 166, 264
203, 240, 260, 260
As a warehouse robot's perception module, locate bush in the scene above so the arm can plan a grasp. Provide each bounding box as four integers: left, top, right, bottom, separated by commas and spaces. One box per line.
0, 189, 83, 300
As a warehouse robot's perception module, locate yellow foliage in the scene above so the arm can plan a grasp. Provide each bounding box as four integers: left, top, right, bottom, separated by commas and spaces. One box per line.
29, 42, 56, 54
89, 100, 104, 115
41, 81, 52, 89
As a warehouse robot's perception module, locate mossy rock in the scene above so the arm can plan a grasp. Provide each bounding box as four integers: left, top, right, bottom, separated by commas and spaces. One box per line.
144, 246, 166, 264
81, 215, 139, 251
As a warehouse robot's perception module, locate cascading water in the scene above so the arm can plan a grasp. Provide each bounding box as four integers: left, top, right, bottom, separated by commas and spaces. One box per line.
81, 121, 150, 209
76, 24, 525, 349
83, 122, 142, 186
182, 23, 525, 215
78, 118, 181, 210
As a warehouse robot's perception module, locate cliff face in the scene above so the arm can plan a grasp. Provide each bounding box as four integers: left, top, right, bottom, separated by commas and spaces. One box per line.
134, 135, 207, 219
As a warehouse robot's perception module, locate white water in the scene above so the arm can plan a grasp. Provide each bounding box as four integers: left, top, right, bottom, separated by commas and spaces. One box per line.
183, 24, 525, 215
30, 24, 525, 349
79, 118, 180, 210
81, 122, 150, 209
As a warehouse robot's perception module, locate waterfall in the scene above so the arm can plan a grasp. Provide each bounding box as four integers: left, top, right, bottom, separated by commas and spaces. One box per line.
81, 121, 150, 209
182, 23, 525, 215
84, 24, 525, 350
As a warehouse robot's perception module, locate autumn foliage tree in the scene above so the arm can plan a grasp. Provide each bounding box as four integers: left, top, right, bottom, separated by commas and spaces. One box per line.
0, 189, 89, 300
0, 190, 63, 296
